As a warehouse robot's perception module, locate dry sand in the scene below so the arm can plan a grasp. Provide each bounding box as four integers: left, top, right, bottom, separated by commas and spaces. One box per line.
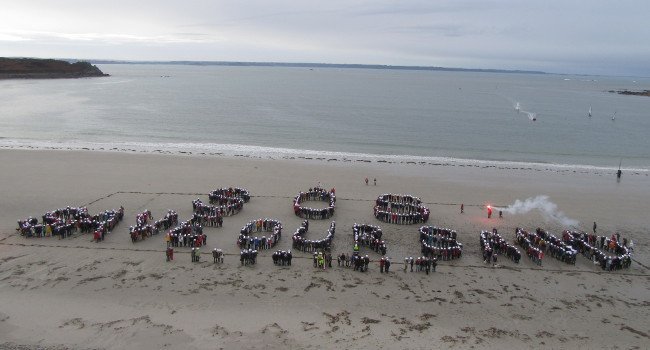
0, 149, 648, 349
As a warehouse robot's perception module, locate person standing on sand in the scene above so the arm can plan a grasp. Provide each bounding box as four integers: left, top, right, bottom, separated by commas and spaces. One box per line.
460, 204, 464, 214
365, 177, 369, 185
374, 178, 377, 186
593, 222, 597, 234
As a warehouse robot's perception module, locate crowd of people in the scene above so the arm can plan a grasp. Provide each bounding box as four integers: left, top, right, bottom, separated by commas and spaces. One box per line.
479, 229, 521, 264
212, 248, 224, 263
564, 231, 632, 270
165, 220, 205, 248
352, 224, 387, 256
191, 199, 225, 227
419, 226, 463, 261
403, 256, 437, 274
237, 218, 282, 250
129, 210, 179, 242
332, 252, 374, 272
374, 194, 430, 224
515, 228, 545, 266
240, 249, 258, 265
350, 254, 371, 272
17, 206, 124, 241
293, 187, 336, 219
292, 220, 336, 252
272, 250, 292, 266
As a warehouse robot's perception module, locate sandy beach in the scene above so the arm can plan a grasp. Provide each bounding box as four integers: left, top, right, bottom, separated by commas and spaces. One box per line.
0, 149, 648, 349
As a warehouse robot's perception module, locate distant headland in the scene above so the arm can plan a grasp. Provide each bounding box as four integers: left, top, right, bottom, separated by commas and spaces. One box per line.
0, 57, 109, 80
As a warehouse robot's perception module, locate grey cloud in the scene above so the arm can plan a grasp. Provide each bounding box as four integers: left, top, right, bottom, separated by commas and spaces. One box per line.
1, 0, 649, 76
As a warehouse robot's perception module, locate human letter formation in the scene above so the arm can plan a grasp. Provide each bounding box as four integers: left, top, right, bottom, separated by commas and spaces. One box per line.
531, 228, 577, 265
166, 220, 205, 248
293, 187, 336, 219
130, 210, 178, 243
479, 230, 521, 264
515, 228, 545, 266
237, 218, 283, 250
191, 199, 225, 227
209, 187, 250, 203
17, 206, 124, 240
564, 231, 632, 270
352, 224, 387, 256
292, 220, 336, 252
206, 187, 249, 216
419, 226, 463, 261
374, 194, 430, 224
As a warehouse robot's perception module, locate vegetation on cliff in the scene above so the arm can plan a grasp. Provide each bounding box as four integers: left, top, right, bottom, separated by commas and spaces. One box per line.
0, 58, 108, 79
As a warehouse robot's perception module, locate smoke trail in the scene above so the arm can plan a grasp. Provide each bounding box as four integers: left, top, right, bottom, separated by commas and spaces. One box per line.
495, 195, 579, 227
520, 110, 537, 121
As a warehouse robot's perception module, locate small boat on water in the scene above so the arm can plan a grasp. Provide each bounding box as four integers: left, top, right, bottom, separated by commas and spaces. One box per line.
612, 111, 616, 121
588, 106, 592, 117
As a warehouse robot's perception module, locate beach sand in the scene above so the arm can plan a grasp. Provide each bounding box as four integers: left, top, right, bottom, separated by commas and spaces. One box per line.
0, 149, 648, 349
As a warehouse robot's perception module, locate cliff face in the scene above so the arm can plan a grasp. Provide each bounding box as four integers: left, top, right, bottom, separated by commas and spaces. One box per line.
0, 58, 109, 79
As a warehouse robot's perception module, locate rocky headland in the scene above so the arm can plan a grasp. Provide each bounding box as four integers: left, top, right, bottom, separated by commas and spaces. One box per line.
0, 57, 108, 79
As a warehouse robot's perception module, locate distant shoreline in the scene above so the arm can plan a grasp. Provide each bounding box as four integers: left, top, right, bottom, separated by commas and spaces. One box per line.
89, 59, 546, 75
1, 141, 647, 175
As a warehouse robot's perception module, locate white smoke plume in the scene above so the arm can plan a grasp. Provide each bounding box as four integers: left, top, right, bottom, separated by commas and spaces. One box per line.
496, 195, 579, 228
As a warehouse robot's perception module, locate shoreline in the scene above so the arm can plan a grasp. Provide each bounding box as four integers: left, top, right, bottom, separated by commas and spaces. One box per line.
0, 148, 648, 349
1, 140, 648, 176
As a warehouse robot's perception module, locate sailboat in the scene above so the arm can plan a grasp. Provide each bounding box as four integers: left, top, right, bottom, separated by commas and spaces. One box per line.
611, 111, 616, 121
588, 106, 592, 117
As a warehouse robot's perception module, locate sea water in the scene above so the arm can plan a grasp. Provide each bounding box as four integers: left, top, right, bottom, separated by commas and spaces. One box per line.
0, 64, 648, 172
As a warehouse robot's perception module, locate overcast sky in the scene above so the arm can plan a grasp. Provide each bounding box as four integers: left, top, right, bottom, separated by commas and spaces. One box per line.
2, 0, 649, 76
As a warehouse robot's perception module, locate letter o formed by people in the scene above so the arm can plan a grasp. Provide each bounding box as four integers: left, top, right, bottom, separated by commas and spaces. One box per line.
192, 187, 249, 221
293, 186, 336, 220
209, 187, 249, 214
373, 194, 429, 225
